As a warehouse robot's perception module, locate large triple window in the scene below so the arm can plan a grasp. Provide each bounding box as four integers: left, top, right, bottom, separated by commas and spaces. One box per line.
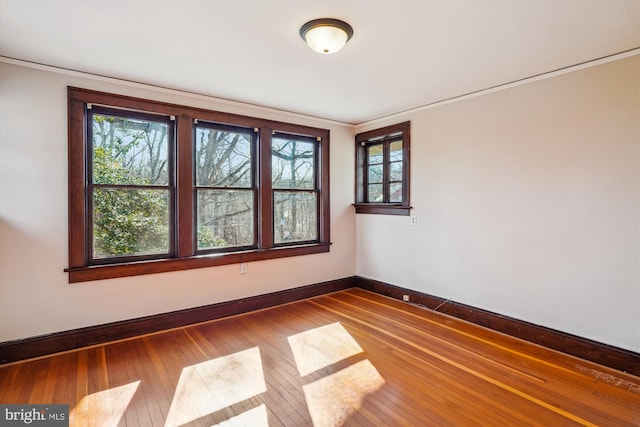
67, 87, 330, 282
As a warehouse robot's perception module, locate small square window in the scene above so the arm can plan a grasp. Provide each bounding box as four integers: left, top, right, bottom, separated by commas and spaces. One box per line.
354, 121, 410, 215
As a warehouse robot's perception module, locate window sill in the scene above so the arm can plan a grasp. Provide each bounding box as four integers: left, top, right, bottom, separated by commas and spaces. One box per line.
352, 203, 411, 216
66, 243, 330, 283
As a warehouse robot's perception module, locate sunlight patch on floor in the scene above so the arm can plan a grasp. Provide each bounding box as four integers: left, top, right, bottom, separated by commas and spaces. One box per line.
70, 380, 140, 427
164, 347, 266, 427
304, 359, 385, 427
288, 322, 364, 377
211, 403, 269, 427
289, 322, 385, 426
69, 323, 384, 426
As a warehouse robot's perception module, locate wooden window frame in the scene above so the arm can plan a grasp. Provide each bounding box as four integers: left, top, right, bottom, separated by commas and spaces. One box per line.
271, 132, 321, 247
86, 106, 177, 264
193, 121, 259, 254
67, 87, 330, 283
354, 121, 411, 215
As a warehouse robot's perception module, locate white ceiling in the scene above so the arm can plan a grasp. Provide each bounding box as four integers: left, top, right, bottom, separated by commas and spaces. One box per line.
1, 0, 638, 124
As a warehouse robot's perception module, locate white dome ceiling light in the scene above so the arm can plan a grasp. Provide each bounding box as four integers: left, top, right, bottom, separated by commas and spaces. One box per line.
299, 18, 354, 54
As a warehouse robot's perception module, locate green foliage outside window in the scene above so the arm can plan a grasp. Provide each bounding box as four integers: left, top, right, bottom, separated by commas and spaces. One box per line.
91, 113, 171, 258
92, 147, 170, 258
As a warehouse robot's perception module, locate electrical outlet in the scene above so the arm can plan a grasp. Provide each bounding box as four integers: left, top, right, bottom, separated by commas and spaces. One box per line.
240, 263, 247, 274
410, 215, 417, 226
402, 294, 410, 302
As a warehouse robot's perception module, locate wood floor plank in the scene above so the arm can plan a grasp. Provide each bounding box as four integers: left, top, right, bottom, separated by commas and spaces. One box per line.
1, 363, 29, 403
25, 358, 50, 404
1, 289, 638, 426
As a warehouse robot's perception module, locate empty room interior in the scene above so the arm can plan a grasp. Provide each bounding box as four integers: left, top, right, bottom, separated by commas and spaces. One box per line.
0, 1, 639, 426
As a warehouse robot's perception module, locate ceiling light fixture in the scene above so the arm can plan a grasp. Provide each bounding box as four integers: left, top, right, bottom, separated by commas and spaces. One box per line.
299, 18, 354, 54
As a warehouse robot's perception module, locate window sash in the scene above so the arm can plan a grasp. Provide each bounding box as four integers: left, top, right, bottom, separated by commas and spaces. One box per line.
271, 132, 319, 246
195, 188, 258, 252
363, 137, 403, 203
87, 107, 176, 264
194, 122, 258, 254
273, 189, 319, 245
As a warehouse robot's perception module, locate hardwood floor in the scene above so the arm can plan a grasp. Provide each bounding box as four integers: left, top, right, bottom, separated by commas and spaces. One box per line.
1, 288, 639, 426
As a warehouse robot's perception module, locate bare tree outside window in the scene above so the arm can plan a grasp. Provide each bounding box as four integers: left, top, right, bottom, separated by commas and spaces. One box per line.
195, 125, 256, 251
272, 135, 317, 244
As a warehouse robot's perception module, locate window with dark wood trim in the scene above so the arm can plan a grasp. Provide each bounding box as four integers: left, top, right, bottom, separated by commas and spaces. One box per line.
67, 87, 330, 282
194, 121, 258, 254
272, 132, 320, 246
87, 106, 176, 264
354, 121, 410, 215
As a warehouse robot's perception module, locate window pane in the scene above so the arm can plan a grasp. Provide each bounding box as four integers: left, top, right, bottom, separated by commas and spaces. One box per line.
367, 184, 383, 202
197, 189, 254, 249
390, 182, 403, 202
390, 161, 403, 181
272, 137, 315, 189
390, 140, 403, 162
368, 164, 383, 184
195, 127, 252, 187
367, 144, 383, 164
274, 191, 317, 244
93, 188, 169, 258
92, 114, 169, 185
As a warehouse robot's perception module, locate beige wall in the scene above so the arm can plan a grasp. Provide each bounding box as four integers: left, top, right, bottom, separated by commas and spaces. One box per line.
356, 56, 640, 352
0, 62, 356, 342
